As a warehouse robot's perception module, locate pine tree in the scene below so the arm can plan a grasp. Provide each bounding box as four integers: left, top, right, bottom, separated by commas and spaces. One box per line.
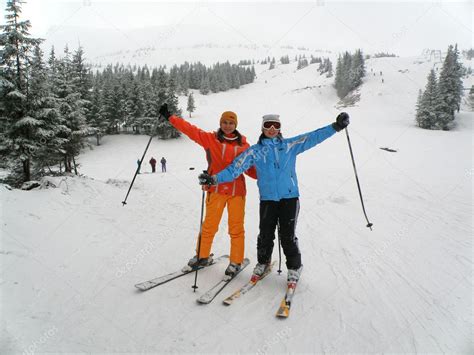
334, 50, 365, 99
0, 0, 43, 182
452, 44, 464, 113
437, 44, 464, 129
166, 77, 180, 115
415, 90, 424, 128
71, 46, 91, 100
142, 81, 156, 117
297, 58, 308, 70
230, 67, 241, 89
187, 92, 195, 118
154, 68, 167, 112
200, 73, 210, 95
88, 79, 106, 144
437, 45, 463, 129
156, 77, 180, 139
280, 55, 290, 64
415, 69, 440, 129
129, 79, 144, 121
28, 44, 64, 174
54, 45, 91, 173
351, 49, 365, 87
326, 59, 333, 78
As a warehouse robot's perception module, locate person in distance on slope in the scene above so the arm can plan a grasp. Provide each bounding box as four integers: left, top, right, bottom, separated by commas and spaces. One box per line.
160, 157, 167, 172
158, 104, 257, 277
199, 112, 350, 282
149, 157, 157, 173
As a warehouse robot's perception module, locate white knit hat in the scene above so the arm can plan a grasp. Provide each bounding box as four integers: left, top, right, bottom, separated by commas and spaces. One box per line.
262, 114, 281, 125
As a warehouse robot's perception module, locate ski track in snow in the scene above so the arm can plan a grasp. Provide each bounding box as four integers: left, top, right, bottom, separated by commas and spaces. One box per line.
1, 56, 473, 353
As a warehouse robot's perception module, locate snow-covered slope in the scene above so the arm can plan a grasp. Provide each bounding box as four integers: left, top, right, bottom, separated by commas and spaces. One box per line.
42, 24, 329, 68
1, 56, 472, 353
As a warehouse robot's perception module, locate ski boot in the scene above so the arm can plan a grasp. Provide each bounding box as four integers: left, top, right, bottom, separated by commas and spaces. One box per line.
183, 254, 213, 272
252, 262, 272, 277
224, 262, 242, 278
287, 265, 303, 283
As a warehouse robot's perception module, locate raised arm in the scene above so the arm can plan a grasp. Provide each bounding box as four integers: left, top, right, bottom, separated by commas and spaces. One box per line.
285, 124, 336, 155
285, 112, 350, 155
169, 115, 214, 148
159, 103, 213, 148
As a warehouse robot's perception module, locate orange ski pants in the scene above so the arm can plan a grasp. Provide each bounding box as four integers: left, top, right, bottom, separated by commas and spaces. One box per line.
196, 192, 246, 264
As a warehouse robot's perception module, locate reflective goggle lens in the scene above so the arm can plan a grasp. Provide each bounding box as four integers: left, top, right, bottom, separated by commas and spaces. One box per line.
263, 121, 281, 130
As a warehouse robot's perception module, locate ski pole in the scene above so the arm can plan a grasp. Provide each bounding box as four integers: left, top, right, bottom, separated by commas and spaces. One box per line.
345, 127, 373, 230
121, 137, 153, 206
192, 171, 208, 291
122, 113, 164, 206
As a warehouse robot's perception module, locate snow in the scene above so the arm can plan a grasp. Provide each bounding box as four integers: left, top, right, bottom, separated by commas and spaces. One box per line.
1, 56, 473, 353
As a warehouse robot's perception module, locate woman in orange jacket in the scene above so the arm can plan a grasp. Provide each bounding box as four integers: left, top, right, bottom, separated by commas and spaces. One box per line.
159, 104, 256, 277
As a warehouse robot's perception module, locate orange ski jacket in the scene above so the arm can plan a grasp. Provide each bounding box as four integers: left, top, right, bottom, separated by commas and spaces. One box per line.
170, 115, 256, 196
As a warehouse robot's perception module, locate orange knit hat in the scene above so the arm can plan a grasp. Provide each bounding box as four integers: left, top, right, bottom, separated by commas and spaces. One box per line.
220, 111, 238, 127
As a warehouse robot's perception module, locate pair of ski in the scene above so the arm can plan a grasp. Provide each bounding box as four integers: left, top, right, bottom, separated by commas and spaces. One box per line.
134, 255, 298, 317
222, 261, 298, 318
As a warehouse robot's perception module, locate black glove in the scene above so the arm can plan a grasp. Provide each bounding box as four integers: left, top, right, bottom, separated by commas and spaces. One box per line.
198, 172, 217, 186
332, 112, 350, 132
159, 104, 171, 120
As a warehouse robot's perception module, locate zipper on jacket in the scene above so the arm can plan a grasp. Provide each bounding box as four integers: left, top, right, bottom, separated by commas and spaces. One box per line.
273, 146, 280, 169
221, 143, 227, 160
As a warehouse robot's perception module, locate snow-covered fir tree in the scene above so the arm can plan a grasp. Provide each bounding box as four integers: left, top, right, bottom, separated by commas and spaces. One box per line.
280, 55, 290, 64
88, 78, 106, 145
28, 44, 64, 175
335, 50, 365, 99
155, 77, 180, 139
437, 44, 464, 129
54, 45, 91, 173
310, 55, 321, 64
200, 74, 211, 95
415, 69, 440, 129
415, 44, 465, 131
297, 58, 309, 70
326, 59, 333, 78
0, 0, 43, 182
317, 58, 333, 77
187, 92, 195, 118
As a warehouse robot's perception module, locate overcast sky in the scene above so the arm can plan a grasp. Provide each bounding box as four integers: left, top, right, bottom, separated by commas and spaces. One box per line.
1, 0, 472, 56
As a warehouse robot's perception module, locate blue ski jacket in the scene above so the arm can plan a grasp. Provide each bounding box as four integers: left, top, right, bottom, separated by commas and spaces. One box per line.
216, 124, 337, 201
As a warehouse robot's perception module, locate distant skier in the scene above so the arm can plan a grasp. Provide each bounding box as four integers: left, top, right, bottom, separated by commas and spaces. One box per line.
160, 157, 167, 173
199, 112, 350, 283
137, 159, 141, 174
149, 157, 157, 173
159, 104, 256, 277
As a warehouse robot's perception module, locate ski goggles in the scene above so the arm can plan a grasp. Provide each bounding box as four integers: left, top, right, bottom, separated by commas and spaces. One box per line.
262, 121, 281, 130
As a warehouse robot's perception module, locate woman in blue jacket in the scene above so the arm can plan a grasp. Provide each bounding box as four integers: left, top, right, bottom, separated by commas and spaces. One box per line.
199, 112, 350, 282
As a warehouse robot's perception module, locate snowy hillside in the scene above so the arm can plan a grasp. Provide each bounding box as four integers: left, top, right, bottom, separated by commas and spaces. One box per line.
42, 24, 330, 68
1, 56, 472, 353
90, 43, 329, 69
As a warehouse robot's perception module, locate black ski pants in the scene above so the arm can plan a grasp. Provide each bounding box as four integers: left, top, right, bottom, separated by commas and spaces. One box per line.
257, 197, 301, 270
